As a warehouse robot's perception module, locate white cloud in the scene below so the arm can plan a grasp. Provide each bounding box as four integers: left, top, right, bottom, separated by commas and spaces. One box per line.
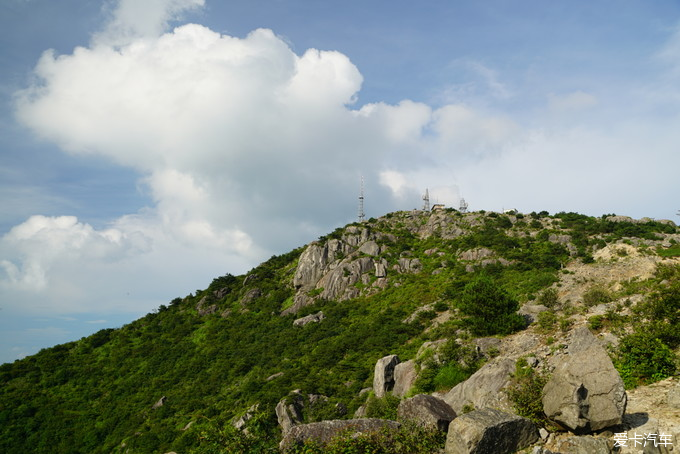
7, 0, 680, 322
95, 0, 205, 47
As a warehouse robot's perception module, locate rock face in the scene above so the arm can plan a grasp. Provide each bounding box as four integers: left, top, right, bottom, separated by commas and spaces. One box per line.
397, 394, 457, 432
441, 358, 515, 414
393, 359, 418, 397
279, 419, 401, 450
445, 408, 538, 454
293, 311, 325, 327
373, 355, 400, 398
542, 327, 627, 433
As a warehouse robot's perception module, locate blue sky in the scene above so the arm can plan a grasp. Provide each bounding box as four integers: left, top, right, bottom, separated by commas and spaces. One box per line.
1, 0, 679, 364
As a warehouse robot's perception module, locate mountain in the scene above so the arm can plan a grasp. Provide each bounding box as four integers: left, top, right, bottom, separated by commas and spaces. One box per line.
1, 209, 679, 453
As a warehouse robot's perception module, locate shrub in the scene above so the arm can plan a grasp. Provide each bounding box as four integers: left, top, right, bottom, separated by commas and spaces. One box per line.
537, 288, 559, 308
537, 311, 557, 332
456, 275, 525, 336
582, 286, 612, 307
506, 358, 550, 427
364, 393, 401, 420
615, 333, 676, 388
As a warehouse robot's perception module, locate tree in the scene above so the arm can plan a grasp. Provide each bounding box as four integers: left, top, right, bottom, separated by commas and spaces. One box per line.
456, 275, 525, 336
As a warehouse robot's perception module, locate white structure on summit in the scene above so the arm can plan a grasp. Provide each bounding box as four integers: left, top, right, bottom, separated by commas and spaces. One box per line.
422, 188, 430, 211
459, 197, 469, 213
358, 176, 366, 223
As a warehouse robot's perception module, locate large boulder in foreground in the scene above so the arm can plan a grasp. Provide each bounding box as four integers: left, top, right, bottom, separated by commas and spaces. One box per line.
542, 326, 627, 433
440, 358, 515, 414
397, 394, 457, 432
445, 408, 538, 454
373, 354, 400, 398
393, 359, 418, 397
279, 418, 400, 450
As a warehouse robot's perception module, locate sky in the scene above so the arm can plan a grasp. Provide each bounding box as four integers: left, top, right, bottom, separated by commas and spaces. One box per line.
1, 0, 680, 364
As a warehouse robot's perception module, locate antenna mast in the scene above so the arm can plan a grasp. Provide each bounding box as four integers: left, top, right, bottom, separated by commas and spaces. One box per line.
459, 197, 468, 213
422, 188, 430, 211
358, 176, 366, 222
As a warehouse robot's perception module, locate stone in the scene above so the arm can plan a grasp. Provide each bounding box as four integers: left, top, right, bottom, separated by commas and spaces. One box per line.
519, 303, 549, 323
445, 408, 539, 454
276, 394, 304, 434
397, 394, 457, 432
293, 311, 325, 327
551, 435, 613, 454
373, 354, 400, 398
233, 403, 259, 431
667, 383, 680, 409
393, 360, 418, 397
441, 358, 515, 414
542, 327, 627, 433
358, 240, 380, 256
152, 396, 166, 409
279, 419, 401, 450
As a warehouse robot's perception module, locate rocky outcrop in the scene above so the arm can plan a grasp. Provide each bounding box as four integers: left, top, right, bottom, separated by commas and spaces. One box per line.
440, 358, 515, 414
373, 355, 400, 398
276, 394, 304, 434
232, 403, 259, 431
542, 327, 627, 433
397, 394, 457, 432
393, 360, 418, 397
445, 408, 538, 454
293, 311, 325, 326
279, 419, 401, 450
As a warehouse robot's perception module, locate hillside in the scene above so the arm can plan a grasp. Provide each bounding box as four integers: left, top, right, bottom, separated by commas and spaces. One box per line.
1, 209, 679, 453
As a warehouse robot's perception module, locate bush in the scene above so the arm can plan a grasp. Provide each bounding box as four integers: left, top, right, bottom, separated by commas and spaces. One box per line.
615, 333, 676, 388
364, 393, 401, 420
456, 275, 525, 336
582, 286, 612, 307
537, 288, 559, 308
506, 358, 550, 427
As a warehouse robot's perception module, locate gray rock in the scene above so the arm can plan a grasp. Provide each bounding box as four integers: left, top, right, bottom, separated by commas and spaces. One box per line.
373, 355, 400, 398
358, 240, 380, 256
152, 396, 166, 409
279, 419, 401, 450
552, 435, 613, 453
276, 394, 304, 434
241, 288, 262, 304
445, 408, 539, 454
442, 358, 515, 414
233, 403, 259, 431
293, 311, 325, 327
519, 303, 549, 323
397, 394, 457, 432
667, 383, 680, 409
393, 360, 418, 397
542, 327, 627, 433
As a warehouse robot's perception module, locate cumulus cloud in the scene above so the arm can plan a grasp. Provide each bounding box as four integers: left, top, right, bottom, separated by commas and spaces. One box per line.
8, 0, 680, 322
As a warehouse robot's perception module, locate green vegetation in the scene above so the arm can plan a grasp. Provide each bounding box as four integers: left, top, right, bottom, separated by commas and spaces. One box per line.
456, 275, 525, 336
506, 358, 550, 427
0, 210, 677, 453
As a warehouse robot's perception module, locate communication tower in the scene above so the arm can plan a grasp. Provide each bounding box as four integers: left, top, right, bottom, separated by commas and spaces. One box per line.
459, 197, 469, 213
422, 188, 430, 211
358, 176, 366, 222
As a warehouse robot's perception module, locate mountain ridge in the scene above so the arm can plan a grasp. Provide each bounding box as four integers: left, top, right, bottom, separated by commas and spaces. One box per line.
1, 209, 679, 453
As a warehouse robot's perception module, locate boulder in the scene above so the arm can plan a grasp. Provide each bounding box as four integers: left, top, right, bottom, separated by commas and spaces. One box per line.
232, 403, 259, 431
397, 394, 457, 432
293, 311, 325, 327
276, 394, 304, 434
441, 358, 515, 414
393, 360, 418, 397
542, 327, 627, 433
373, 355, 400, 398
445, 408, 538, 454
551, 435, 614, 453
279, 419, 400, 450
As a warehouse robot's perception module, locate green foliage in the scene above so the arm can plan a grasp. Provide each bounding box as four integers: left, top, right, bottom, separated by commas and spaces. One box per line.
284, 423, 445, 454
615, 333, 676, 388
506, 358, 550, 427
537, 288, 559, 308
536, 311, 557, 333
456, 275, 525, 336
582, 286, 612, 307
364, 393, 401, 420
